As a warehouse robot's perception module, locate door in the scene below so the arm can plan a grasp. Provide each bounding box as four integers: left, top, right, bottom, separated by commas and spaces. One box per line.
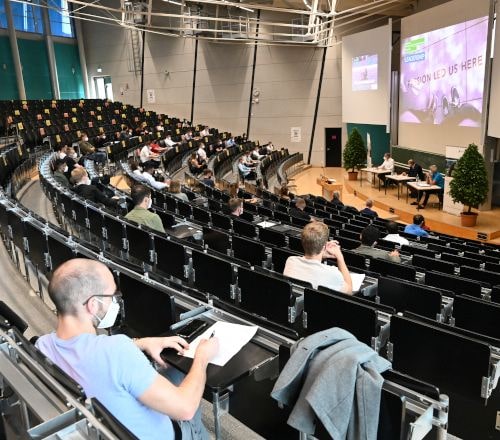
94, 76, 114, 101
325, 127, 342, 167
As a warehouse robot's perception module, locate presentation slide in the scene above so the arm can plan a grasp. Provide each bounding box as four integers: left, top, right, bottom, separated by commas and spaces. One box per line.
352, 54, 378, 91
399, 16, 488, 128
342, 23, 391, 126
488, 10, 500, 138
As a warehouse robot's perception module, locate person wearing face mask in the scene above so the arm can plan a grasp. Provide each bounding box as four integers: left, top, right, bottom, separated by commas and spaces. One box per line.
63, 146, 82, 178
125, 184, 165, 233
36, 258, 219, 440
71, 167, 119, 209
52, 158, 70, 187
78, 133, 107, 164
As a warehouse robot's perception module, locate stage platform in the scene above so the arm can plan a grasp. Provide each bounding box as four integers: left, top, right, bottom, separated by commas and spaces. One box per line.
291, 167, 500, 243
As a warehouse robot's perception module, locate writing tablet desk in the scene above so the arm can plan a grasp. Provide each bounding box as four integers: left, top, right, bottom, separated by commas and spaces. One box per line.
384, 174, 416, 199
360, 167, 391, 190
162, 332, 278, 439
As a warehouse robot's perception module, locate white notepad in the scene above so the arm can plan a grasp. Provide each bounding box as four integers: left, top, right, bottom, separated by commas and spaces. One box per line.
183, 322, 258, 366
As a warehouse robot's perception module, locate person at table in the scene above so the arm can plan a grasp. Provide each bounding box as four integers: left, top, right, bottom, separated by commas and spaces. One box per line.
377, 152, 394, 186
36, 258, 218, 440
125, 184, 165, 233
359, 199, 378, 218
417, 165, 444, 209
402, 159, 425, 200
404, 214, 429, 237
352, 225, 401, 262
283, 221, 352, 294
237, 157, 256, 180
330, 190, 344, 209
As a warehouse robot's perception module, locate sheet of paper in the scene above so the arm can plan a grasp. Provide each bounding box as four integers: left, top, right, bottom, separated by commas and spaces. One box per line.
182, 321, 259, 366
350, 272, 366, 292
257, 221, 277, 228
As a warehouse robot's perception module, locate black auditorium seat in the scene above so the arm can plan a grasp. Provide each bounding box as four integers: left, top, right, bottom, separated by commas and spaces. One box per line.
232, 235, 266, 267
453, 295, 500, 339
460, 265, 500, 287
425, 270, 482, 298
259, 227, 287, 248
369, 258, 416, 282
411, 254, 456, 275
232, 218, 256, 239
191, 249, 235, 301
153, 236, 187, 280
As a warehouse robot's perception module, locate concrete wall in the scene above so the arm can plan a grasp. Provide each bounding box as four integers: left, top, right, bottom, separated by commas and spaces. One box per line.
82, 18, 343, 166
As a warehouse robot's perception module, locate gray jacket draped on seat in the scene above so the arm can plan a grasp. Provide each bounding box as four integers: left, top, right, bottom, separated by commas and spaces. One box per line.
271, 327, 391, 440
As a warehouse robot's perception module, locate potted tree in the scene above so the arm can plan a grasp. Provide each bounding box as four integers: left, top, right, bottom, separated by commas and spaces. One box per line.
449, 143, 489, 227
343, 128, 367, 181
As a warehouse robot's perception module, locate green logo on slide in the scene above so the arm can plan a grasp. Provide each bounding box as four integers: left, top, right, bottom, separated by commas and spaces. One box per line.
404, 36, 426, 54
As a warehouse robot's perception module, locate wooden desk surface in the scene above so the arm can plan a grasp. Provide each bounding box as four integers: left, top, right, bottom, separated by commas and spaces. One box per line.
407, 181, 442, 191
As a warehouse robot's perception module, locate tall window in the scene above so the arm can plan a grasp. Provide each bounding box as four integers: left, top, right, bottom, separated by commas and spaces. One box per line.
48, 0, 73, 37
11, 0, 44, 33
0, 0, 7, 28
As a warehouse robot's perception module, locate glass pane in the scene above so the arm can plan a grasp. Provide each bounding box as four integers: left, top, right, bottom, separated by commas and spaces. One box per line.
11, 0, 44, 33
0, 0, 7, 29
48, 0, 74, 37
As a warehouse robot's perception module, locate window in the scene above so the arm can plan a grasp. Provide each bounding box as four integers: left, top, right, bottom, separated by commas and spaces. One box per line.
48, 0, 73, 37
11, 0, 44, 33
0, 0, 7, 29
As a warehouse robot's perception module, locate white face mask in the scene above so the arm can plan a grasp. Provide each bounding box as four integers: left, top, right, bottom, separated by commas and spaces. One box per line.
71, 152, 77, 159
59, 152, 66, 159
102, 135, 106, 139
63, 165, 69, 173
95, 297, 120, 329
84, 137, 89, 142
147, 197, 152, 209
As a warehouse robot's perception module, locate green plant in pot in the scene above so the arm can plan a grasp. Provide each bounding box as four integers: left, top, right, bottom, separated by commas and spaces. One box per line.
449, 143, 489, 227
343, 128, 367, 181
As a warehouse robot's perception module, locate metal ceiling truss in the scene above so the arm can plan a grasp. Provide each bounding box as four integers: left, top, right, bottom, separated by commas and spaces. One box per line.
11, 0, 416, 46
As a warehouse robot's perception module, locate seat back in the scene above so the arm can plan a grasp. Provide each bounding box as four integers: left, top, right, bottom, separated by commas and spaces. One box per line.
153, 236, 187, 280
425, 270, 481, 297
460, 265, 500, 287
259, 227, 287, 248
192, 249, 234, 301
271, 247, 300, 273
412, 254, 456, 275
232, 235, 266, 267
370, 258, 416, 282
453, 295, 500, 339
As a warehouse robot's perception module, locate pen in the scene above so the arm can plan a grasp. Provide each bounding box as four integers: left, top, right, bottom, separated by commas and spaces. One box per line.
209, 331, 215, 339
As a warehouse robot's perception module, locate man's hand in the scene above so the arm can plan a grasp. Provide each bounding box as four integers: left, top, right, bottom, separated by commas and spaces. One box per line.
136, 336, 189, 367
389, 250, 400, 258
194, 337, 219, 365
324, 240, 343, 259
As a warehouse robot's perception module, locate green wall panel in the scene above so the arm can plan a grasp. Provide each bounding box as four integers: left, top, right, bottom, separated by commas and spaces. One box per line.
0, 36, 19, 100
54, 42, 84, 99
17, 39, 52, 99
346, 123, 390, 167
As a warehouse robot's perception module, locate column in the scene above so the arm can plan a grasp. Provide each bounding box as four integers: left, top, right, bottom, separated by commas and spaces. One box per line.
4, 0, 26, 99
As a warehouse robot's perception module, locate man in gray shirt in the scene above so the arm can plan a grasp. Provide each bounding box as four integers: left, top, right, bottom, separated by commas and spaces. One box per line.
352, 225, 401, 262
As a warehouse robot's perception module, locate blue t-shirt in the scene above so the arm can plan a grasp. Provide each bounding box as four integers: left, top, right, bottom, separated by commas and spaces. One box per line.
404, 223, 429, 237
432, 172, 444, 189
36, 333, 174, 440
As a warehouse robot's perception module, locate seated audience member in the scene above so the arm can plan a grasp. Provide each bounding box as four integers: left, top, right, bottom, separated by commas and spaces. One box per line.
94, 133, 108, 149
225, 137, 236, 148
164, 134, 177, 148
377, 152, 394, 186
283, 221, 352, 294
417, 165, 444, 209
63, 146, 81, 178
360, 199, 378, 218
384, 221, 409, 246
251, 146, 264, 161
150, 139, 167, 155
183, 130, 193, 142
55, 144, 67, 160
71, 168, 118, 209
290, 198, 311, 221
119, 125, 132, 140
237, 157, 256, 180
228, 198, 243, 217
352, 225, 401, 262
125, 184, 165, 233
330, 190, 344, 209
280, 185, 291, 201
243, 151, 256, 167
199, 126, 210, 137
52, 159, 70, 187
212, 139, 224, 153
142, 163, 169, 191
78, 133, 106, 164
36, 259, 218, 440
170, 180, 189, 202
404, 214, 429, 237
197, 144, 208, 164
139, 141, 161, 169
201, 169, 215, 188
189, 153, 205, 175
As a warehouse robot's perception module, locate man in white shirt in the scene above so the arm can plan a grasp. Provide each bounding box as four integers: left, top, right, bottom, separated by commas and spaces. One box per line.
139, 142, 160, 168
283, 222, 353, 294
141, 163, 169, 191
383, 221, 409, 246
197, 143, 207, 163
377, 152, 394, 186
164, 134, 177, 148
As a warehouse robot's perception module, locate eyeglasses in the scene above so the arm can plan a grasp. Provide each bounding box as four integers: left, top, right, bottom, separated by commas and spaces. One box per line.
82, 290, 122, 306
